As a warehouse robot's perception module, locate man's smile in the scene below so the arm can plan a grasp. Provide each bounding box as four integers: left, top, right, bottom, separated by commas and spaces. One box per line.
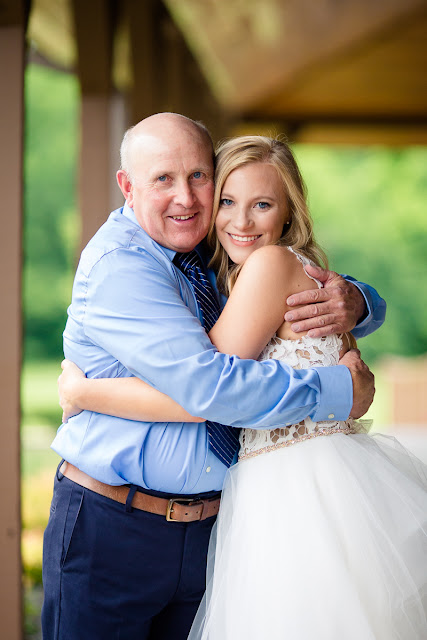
170, 213, 197, 221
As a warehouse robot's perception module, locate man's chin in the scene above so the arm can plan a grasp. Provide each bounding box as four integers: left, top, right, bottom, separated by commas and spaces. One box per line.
172, 239, 204, 253
169, 227, 210, 253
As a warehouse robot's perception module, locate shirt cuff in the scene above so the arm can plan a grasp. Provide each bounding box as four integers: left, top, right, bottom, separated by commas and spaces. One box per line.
311, 365, 352, 422
350, 281, 372, 329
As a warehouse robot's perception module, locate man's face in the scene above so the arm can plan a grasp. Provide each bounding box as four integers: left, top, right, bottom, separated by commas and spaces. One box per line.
119, 128, 214, 253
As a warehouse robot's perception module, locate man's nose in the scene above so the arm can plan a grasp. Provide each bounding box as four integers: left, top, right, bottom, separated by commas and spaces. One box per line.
174, 181, 195, 209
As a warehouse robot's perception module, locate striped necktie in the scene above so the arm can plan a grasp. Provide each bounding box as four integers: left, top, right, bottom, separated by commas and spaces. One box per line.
174, 250, 240, 467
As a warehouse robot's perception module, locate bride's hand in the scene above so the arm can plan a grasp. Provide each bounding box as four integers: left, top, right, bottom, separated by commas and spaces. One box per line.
58, 359, 86, 423
284, 265, 365, 338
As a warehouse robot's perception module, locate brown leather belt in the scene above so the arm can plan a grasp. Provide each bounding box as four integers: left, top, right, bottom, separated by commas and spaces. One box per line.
60, 462, 221, 522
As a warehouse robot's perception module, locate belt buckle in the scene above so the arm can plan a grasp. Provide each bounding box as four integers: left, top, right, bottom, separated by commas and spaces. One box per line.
166, 497, 203, 522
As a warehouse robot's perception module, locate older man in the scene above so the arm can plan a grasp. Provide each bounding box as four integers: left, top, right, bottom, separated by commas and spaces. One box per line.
42, 113, 384, 640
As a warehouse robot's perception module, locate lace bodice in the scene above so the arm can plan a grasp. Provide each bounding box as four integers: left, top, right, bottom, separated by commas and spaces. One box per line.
260, 333, 342, 369
239, 334, 367, 460
239, 335, 361, 460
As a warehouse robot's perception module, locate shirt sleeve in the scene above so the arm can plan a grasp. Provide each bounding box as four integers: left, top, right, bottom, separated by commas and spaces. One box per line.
83, 247, 353, 428
342, 275, 386, 339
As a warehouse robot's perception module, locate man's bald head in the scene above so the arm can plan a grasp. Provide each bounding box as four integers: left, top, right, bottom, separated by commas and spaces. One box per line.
120, 113, 214, 182
116, 112, 215, 253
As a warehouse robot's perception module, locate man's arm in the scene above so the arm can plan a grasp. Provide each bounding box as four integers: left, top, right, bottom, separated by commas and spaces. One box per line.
81, 247, 354, 429
284, 264, 386, 339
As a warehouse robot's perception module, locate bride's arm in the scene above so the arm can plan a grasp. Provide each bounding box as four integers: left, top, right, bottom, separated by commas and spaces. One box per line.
58, 360, 202, 423
59, 246, 313, 422
208, 245, 317, 358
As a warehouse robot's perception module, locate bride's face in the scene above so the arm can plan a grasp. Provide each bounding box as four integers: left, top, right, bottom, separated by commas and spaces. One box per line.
215, 162, 289, 265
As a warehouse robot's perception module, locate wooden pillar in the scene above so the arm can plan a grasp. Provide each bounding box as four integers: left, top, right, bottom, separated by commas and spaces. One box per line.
78, 95, 113, 246
0, 1, 28, 636
127, 0, 228, 141
162, 13, 228, 141
127, 0, 166, 123
109, 91, 129, 211
72, 0, 117, 248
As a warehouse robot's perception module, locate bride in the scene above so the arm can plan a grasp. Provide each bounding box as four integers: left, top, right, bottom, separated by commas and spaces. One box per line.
59, 136, 427, 638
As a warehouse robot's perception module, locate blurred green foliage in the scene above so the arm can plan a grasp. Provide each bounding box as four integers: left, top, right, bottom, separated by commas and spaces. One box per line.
294, 146, 427, 363
23, 64, 427, 365
23, 64, 79, 362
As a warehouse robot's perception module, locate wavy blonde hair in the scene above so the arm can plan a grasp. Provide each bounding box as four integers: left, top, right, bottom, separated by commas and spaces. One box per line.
208, 135, 328, 296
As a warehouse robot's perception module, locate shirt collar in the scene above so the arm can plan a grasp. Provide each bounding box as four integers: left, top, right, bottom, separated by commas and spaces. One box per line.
121, 202, 208, 264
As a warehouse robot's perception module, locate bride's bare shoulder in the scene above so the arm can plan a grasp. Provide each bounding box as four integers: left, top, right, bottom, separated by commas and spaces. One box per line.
240, 244, 315, 289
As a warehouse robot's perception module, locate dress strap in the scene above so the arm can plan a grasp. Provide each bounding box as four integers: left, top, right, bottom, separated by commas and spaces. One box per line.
285, 246, 323, 289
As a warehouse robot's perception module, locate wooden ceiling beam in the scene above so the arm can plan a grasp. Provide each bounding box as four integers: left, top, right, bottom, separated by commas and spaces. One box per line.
241, 114, 427, 129
294, 124, 427, 146
235, 116, 427, 146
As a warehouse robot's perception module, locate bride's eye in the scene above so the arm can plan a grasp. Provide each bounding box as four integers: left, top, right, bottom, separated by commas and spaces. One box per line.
219, 198, 233, 207
256, 201, 270, 210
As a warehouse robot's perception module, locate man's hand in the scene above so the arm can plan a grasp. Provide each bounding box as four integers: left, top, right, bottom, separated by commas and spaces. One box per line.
339, 349, 375, 418
58, 359, 85, 423
285, 264, 365, 338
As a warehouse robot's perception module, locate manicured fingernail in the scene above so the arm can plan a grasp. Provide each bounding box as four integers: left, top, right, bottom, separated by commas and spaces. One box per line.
288, 297, 295, 305
292, 324, 300, 332
286, 312, 293, 321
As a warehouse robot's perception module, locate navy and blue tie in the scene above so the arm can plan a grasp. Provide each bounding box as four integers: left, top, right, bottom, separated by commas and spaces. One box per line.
174, 250, 240, 467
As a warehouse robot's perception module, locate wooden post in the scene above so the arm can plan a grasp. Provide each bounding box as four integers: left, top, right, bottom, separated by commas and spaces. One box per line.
0, 0, 28, 636
127, 0, 228, 141
72, 0, 117, 248
127, 0, 166, 123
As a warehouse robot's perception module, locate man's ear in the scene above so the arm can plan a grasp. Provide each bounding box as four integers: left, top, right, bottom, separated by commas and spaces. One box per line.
117, 170, 133, 207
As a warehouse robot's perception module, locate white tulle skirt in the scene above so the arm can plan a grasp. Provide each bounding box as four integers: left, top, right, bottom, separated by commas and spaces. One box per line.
188, 432, 427, 640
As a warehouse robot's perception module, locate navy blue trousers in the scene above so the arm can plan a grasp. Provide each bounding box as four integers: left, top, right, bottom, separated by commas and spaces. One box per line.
41, 466, 217, 640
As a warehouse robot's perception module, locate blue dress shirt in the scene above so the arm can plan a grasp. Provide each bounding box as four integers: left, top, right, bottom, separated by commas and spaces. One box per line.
52, 205, 386, 494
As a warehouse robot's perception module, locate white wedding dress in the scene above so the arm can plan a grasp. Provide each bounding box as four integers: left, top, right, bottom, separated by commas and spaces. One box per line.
188, 259, 427, 640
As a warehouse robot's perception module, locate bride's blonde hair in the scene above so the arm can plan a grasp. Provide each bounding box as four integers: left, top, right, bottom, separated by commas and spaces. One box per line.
208, 135, 328, 296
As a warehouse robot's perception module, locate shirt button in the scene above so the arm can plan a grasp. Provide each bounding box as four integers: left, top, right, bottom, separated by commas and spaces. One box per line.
206, 467, 211, 473
328, 413, 335, 419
